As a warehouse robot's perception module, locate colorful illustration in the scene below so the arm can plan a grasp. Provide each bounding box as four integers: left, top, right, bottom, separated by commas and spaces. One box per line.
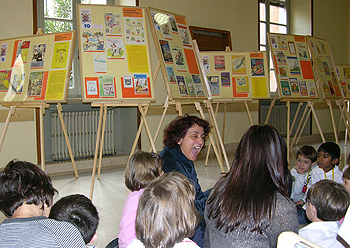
124, 17, 146, 44
0, 70, 11, 91
275, 50, 287, 64
179, 26, 191, 47
214, 55, 225, 70
191, 74, 205, 97
221, 72, 230, 87
104, 13, 122, 35
251, 58, 265, 76
295, 42, 309, 61
171, 44, 187, 71
176, 76, 188, 96
159, 40, 173, 63
0, 43, 8, 62
290, 78, 299, 93
166, 66, 176, 84
106, 39, 125, 58
28, 71, 44, 97
208, 76, 220, 96
185, 76, 196, 96
51, 41, 70, 69
82, 31, 105, 51
231, 55, 246, 74
287, 56, 301, 75
31, 44, 46, 68
99, 75, 115, 97
299, 80, 308, 96
278, 65, 288, 78
281, 80, 291, 96
277, 35, 288, 49
236, 76, 249, 93
134, 74, 149, 94
11, 73, 25, 93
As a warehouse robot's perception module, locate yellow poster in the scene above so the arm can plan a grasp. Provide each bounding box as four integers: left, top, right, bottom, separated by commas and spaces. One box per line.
46, 70, 66, 100
236, 76, 249, 93
126, 45, 149, 73
51, 41, 70, 69
252, 77, 268, 98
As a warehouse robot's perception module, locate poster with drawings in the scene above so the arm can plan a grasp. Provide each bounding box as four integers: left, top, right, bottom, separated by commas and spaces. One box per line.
200, 51, 270, 100
147, 7, 209, 101
268, 33, 318, 100
336, 65, 350, 99
77, 4, 154, 102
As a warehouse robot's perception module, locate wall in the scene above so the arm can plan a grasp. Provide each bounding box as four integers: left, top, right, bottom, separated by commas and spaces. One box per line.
0, 0, 37, 166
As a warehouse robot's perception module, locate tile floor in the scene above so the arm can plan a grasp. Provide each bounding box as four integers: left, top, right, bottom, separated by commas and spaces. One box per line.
0, 139, 349, 247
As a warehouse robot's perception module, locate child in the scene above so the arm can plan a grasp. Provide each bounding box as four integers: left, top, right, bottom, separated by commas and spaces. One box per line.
116, 151, 163, 248
342, 167, 350, 193
49, 194, 99, 247
310, 142, 343, 185
128, 172, 200, 248
290, 145, 317, 224
299, 180, 350, 248
0, 160, 86, 248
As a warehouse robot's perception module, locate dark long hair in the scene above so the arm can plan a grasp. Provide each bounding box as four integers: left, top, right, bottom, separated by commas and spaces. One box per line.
207, 125, 290, 233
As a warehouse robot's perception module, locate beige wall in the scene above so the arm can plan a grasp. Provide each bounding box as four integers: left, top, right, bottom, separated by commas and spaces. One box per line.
0, 0, 349, 166
0, 0, 37, 166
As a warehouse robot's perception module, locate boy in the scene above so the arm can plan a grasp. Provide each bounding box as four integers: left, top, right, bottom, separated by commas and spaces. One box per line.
291, 145, 317, 224
299, 180, 350, 248
0, 160, 86, 248
49, 194, 99, 248
310, 142, 343, 185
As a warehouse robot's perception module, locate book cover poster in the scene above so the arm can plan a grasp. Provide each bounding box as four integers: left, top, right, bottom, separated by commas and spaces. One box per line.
134, 74, 149, 94
287, 56, 301, 75
162, 22, 172, 40
0, 70, 11, 91
166, 66, 177, 84
231, 55, 246, 74
221, 72, 231, 87
295, 42, 309, 61
124, 17, 146, 44
106, 39, 125, 58
202, 55, 210, 73
191, 74, 205, 97
307, 81, 317, 97
81, 9, 92, 29
123, 75, 133, 88
281, 80, 291, 96
290, 78, 299, 93
104, 13, 122, 36
179, 26, 191, 47
299, 80, 308, 96
185, 76, 196, 96
0, 43, 8, 62
171, 44, 187, 71
11, 73, 25, 93
159, 40, 173, 63
251, 58, 265, 76
30, 44, 46, 68
275, 50, 287, 64
28, 71, 44, 97
51, 41, 70, 69
16, 40, 30, 64
169, 15, 178, 32
82, 31, 105, 51
176, 75, 188, 96
236, 76, 249, 93
278, 65, 288, 78
214, 55, 225, 70
93, 53, 107, 73
86, 79, 98, 95
208, 76, 220, 96
99, 75, 115, 97
277, 35, 288, 49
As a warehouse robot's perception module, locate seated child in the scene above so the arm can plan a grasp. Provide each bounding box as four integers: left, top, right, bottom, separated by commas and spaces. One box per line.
342, 167, 350, 194
299, 180, 350, 248
128, 172, 200, 248
0, 160, 86, 248
290, 145, 317, 224
109, 151, 163, 248
49, 194, 99, 247
310, 142, 343, 185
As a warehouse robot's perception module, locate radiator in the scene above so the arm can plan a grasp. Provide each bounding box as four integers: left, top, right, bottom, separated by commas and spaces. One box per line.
260, 104, 287, 135
50, 110, 115, 160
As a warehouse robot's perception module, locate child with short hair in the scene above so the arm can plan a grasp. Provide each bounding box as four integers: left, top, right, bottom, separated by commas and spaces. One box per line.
342, 167, 350, 194
291, 145, 317, 224
0, 160, 86, 248
128, 172, 200, 248
49, 194, 99, 247
310, 142, 343, 185
115, 151, 163, 248
299, 180, 350, 248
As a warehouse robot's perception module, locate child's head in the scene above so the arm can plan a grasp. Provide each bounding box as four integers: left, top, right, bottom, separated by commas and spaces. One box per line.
49, 194, 99, 244
124, 150, 163, 192
295, 145, 317, 174
342, 167, 350, 193
0, 160, 58, 218
317, 142, 341, 171
306, 180, 350, 222
135, 172, 200, 248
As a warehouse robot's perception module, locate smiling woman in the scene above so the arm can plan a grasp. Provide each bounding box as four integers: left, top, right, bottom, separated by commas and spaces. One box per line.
159, 114, 211, 247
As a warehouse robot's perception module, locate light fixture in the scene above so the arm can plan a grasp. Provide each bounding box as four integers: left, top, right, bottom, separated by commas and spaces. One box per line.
154, 13, 170, 26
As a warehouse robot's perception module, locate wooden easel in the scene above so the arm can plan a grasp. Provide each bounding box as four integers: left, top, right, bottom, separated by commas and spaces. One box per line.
89, 101, 156, 199
0, 103, 78, 177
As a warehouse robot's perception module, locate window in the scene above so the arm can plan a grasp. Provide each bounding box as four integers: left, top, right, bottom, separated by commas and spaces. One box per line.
36, 0, 113, 97
259, 0, 290, 92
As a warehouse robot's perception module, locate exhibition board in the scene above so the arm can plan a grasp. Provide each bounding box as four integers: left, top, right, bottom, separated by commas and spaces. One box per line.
0, 31, 75, 103
336, 64, 350, 99
76, 4, 155, 103
146, 7, 210, 101
200, 51, 270, 100
268, 33, 319, 100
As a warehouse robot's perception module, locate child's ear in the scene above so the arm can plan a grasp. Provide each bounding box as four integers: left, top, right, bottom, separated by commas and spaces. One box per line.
311, 161, 316, 167
89, 233, 97, 244
332, 158, 339, 165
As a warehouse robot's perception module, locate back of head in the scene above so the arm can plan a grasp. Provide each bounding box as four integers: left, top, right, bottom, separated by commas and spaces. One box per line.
296, 145, 317, 163
49, 194, 99, 244
207, 125, 289, 233
318, 142, 341, 161
163, 114, 211, 148
0, 160, 57, 218
344, 167, 350, 180
307, 180, 350, 221
125, 150, 163, 191
135, 172, 200, 248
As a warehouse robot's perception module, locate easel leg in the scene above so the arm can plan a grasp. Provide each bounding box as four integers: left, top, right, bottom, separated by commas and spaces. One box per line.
138, 104, 157, 153
40, 104, 46, 171
244, 101, 253, 126
326, 100, 338, 144
295, 107, 312, 146
291, 104, 309, 148
195, 102, 226, 173
286, 101, 290, 163
90, 105, 104, 199
57, 103, 79, 179
223, 103, 226, 144
0, 106, 16, 152
265, 93, 278, 125
97, 106, 108, 179
289, 102, 303, 136
205, 103, 220, 167
149, 96, 169, 152
309, 101, 326, 143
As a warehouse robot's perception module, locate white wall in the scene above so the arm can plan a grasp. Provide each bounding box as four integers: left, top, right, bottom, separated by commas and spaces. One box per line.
0, 0, 37, 166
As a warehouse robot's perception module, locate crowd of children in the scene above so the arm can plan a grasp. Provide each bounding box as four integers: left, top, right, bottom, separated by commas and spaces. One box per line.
2, 123, 350, 248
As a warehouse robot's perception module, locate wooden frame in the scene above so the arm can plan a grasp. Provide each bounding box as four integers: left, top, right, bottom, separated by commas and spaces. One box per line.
189, 26, 232, 51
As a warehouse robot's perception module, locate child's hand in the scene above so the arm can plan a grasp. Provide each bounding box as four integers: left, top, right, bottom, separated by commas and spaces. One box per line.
295, 164, 305, 175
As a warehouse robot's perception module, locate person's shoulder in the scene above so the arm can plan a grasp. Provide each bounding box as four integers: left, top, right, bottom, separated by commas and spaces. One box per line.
127, 238, 145, 248
175, 238, 200, 248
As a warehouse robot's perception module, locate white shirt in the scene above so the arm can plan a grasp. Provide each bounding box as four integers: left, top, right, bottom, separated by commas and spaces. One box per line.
338, 206, 350, 246
299, 221, 343, 248
291, 167, 311, 203
127, 238, 200, 248
310, 165, 343, 186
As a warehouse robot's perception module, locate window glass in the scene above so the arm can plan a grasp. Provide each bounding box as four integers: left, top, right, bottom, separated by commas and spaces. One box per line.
260, 2, 266, 21
270, 4, 287, 25
44, 0, 72, 19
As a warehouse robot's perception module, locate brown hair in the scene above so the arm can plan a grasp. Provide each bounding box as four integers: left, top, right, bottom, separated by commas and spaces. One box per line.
296, 145, 317, 163
135, 172, 200, 248
343, 167, 350, 180
124, 151, 163, 192
207, 125, 290, 233
163, 114, 211, 148
307, 180, 350, 221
